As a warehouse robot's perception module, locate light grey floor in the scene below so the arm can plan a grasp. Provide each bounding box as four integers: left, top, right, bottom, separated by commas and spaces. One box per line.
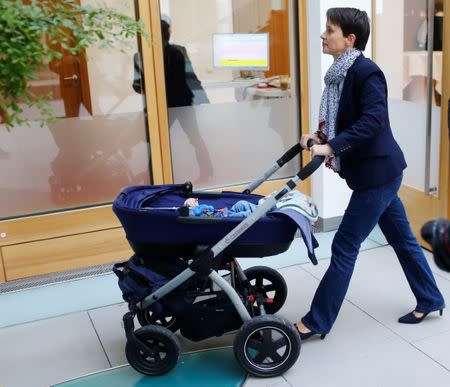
1, 245, 449, 387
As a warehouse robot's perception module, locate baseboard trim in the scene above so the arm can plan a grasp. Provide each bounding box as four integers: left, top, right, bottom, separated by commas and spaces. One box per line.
315, 216, 343, 232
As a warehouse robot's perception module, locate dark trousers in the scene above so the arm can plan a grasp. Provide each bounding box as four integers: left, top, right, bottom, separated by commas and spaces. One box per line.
302, 175, 445, 333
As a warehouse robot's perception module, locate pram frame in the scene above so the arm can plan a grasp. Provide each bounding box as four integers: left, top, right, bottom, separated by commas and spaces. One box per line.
122, 142, 323, 377
137, 143, 324, 324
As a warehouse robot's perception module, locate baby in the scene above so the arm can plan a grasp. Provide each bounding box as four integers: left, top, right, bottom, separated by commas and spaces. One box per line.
183, 190, 318, 222
183, 198, 257, 218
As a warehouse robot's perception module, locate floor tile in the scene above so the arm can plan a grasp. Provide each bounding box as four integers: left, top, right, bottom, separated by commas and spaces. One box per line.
412, 329, 450, 370
424, 248, 450, 281
275, 265, 322, 322
53, 347, 245, 387
284, 336, 449, 387
87, 303, 130, 367
236, 229, 380, 272
243, 376, 290, 387
88, 302, 236, 368
283, 258, 450, 386
367, 224, 388, 246
279, 283, 446, 387
301, 246, 450, 342
236, 237, 312, 270
0, 273, 123, 328
0, 312, 109, 387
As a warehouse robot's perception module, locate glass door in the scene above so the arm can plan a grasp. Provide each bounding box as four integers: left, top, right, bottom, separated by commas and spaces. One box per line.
154, 0, 304, 191
374, 0, 449, 244
0, 0, 151, 219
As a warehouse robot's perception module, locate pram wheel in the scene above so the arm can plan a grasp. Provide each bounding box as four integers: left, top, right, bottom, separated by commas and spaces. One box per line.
125, 325, 180, 376
244, 266, 287, 314
234, 314, 301, 377
137, 308, 180, 332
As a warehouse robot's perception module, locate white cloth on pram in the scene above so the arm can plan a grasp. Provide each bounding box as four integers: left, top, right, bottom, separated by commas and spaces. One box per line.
259, 190, 319, 223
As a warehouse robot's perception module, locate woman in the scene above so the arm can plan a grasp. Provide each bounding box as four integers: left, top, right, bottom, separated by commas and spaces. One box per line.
296, 7, 445, 340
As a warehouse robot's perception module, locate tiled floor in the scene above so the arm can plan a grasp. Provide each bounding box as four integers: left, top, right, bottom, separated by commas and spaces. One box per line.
1, 228, 449, 387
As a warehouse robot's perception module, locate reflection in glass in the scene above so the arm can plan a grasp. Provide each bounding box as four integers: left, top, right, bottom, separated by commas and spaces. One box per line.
160, 0, 300, 188
402, 0, 443, 106
0, 0, 151, 219
374, 0, 442, 192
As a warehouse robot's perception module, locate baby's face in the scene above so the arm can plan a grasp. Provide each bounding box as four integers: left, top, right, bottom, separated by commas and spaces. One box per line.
184, 198, 199, 207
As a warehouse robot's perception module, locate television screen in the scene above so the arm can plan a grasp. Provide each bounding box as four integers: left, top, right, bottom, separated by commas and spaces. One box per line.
213, 33, 269, 70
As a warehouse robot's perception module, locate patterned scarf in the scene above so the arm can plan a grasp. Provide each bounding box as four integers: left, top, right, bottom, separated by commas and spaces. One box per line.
319, 48, 361, 172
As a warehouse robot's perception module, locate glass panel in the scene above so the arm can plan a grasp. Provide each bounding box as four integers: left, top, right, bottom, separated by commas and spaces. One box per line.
0, 0, 151, 219
375, 0, 443, 192
159, 0, 300, 188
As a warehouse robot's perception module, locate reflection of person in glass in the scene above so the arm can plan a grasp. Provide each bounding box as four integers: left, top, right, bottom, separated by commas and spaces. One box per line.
416, 3, 444, 51
161, 20, 213, 182
161, 20, 193, 108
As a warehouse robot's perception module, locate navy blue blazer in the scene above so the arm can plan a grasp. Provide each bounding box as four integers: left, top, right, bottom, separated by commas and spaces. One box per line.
327, 54, 407, 191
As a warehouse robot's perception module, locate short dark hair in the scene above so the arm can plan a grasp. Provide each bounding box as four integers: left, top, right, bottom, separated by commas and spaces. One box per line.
326, 7, 370, 51
161, 20, 170, 42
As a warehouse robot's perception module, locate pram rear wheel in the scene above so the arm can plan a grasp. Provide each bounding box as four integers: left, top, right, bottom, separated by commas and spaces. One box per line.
125, 325, 180, 376
244, 266, 287, 314
137, 308, 180, 332
234, 314, 301, 377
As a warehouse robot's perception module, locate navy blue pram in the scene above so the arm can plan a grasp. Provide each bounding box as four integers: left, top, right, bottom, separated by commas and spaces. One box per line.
113, 143, 323, 378
113, 183, 298, 259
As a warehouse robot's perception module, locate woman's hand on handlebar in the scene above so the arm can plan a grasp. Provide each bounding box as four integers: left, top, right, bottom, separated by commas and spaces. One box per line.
300, 133, 320, 149
310, 144, 334, 158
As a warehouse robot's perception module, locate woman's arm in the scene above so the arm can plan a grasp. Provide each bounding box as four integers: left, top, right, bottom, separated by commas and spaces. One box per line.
327, 72, 387, 156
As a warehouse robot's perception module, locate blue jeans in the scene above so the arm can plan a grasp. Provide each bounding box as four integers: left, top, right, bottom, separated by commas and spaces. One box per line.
302, 175, 445, 333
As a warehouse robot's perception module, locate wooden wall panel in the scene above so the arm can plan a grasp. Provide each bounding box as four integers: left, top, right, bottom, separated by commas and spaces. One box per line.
299, 0, 311, 196
399, 184, 441, 248
257, 10, 290, 78
0, 249, 6, 283
0, 205, 120, 247
2, 228, 132, 281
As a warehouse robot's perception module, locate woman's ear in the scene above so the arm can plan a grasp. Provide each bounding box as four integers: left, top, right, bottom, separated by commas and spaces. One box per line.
346, 33, 356, 48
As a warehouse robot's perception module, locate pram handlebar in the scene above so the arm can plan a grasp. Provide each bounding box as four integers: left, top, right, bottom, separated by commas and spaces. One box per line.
277, 143, 302, 166
190, 143, 324, 269
243, 140, 323, 194
296, 154, 325, 182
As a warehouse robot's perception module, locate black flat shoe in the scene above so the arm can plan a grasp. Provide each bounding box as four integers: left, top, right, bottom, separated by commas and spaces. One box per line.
294, 323, 326, 341
398, 309, 443, 324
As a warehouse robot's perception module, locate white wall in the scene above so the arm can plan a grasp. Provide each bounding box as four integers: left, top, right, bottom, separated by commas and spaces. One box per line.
375, 0, 404, 99
307, 0, 372, 220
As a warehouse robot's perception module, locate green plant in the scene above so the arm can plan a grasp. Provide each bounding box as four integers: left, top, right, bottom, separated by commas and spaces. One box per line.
0, 0, 149, 129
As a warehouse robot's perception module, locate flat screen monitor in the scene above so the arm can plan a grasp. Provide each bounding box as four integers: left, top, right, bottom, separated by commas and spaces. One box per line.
213, 33, 269, 70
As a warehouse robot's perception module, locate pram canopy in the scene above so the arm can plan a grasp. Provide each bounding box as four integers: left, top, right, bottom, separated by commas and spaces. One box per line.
113, 183, 298, 258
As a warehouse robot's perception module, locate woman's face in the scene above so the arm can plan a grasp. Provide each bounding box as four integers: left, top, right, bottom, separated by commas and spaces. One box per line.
320, 20, 354, 59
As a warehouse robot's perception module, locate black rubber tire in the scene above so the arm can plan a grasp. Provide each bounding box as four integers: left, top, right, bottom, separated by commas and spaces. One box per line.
233, 314, 301, 378
244, 266, 288, 314
136, 308, 180, 332
125, 325, 180, 376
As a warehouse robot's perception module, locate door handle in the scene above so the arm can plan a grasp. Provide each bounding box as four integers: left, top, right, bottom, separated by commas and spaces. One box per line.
63, 74, 78, 81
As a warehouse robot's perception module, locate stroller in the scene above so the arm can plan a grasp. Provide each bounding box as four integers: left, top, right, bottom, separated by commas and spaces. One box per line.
113, 143, 323, 377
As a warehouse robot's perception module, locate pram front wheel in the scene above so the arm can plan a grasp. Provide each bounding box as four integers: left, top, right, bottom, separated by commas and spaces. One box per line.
137, 308, 180, 332
244, 266, 287, 314
233, 314, 301, 377
125, 325, 180, 376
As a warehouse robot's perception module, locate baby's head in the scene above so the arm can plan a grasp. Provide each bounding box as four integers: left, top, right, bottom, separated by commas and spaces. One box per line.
184, 198, 199, 207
